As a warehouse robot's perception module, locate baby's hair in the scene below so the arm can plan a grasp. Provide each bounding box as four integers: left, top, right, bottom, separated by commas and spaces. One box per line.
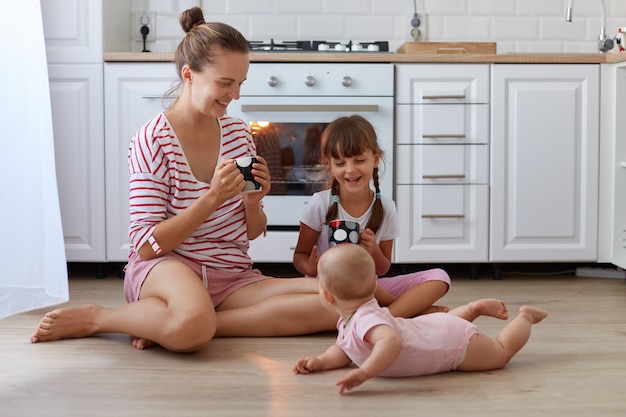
318, 244, 377, 301
322, 115, 385, 233
166, 7, 249, 104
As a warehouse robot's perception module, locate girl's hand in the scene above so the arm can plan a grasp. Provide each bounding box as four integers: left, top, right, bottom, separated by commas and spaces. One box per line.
358, 228, 377, 255
336, 369, 369, 394
293, 356, 323, 374
306, 245, 320, 276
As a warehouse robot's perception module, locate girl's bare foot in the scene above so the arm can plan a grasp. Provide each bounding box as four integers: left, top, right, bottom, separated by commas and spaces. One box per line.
519, 306, 549, 324
30, 305, 102, 343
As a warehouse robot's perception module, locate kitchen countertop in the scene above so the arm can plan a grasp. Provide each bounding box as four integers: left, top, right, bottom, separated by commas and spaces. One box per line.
103, 51, 626, 64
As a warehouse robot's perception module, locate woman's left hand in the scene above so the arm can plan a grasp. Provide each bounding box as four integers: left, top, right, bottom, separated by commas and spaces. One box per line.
242, 155, 271, 205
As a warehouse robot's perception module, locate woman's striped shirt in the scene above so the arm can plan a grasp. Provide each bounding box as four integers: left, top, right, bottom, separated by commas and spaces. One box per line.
127, 113, 256, 272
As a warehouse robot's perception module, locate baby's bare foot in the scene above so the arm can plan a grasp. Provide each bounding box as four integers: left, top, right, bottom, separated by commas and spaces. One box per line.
469, 299, 509, 320
30, 305, 102, 343
519, 306, 548, 324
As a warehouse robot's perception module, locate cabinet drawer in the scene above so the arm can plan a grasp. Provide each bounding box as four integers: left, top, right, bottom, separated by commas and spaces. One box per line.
396, 103, 489, 144
396, 144, 488, 185
394, 184, 489, 263
248, 231, 299, 263
395, 64, 489, 104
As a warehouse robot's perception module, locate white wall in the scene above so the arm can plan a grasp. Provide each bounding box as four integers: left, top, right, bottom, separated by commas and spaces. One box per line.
117, 0, 626, 53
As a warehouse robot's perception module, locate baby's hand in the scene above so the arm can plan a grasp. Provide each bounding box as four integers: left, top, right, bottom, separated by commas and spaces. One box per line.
293, 356, 322, 374
336, 368, 369, 394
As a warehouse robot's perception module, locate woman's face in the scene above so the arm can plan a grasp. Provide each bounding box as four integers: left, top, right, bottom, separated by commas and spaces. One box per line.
185, 51, 249, 118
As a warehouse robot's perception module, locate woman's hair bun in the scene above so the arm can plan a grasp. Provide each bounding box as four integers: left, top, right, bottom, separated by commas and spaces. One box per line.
180, 6, 205, 33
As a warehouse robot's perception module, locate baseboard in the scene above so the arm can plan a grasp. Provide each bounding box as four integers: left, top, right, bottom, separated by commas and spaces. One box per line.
575, 267, 626, 279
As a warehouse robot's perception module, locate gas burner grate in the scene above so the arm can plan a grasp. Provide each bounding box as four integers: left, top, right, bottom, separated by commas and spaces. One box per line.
248, 39, 389, 52
248, 39, 313, 51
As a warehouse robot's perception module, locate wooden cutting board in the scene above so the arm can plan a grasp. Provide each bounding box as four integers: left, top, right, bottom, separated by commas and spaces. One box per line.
396, 42, 497, 54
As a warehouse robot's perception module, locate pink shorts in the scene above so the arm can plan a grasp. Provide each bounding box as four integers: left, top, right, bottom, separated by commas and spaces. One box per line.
377, 268, 451, 298
123, 251, 270, 307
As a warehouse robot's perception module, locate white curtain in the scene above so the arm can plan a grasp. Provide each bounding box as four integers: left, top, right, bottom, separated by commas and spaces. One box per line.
0, 0, 69, 319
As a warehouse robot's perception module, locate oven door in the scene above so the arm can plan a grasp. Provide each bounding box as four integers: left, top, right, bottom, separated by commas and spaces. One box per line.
228, 96, 394, 228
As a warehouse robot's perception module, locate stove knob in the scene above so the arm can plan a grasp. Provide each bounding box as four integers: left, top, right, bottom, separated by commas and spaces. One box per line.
334, 44, 348, 51
267, 76, 278, 87
318, 43, 330, 51
305, 75, 316, 87
342, 76, 352, 87
351, 44, 363, 52
367, 44, 380, 52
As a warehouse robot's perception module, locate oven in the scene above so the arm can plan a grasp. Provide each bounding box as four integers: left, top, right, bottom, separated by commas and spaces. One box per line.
228, 61, 395, 262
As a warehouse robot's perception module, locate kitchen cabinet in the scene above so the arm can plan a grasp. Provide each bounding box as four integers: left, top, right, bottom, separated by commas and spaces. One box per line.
598, 61, 626, 268
42, 0, 106, 261
490, 64, 599, 262
104, 62, 179, 261
394, 64, 490, 263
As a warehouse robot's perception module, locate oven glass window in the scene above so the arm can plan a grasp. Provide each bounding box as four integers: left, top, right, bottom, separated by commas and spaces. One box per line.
250, 121, 329, 196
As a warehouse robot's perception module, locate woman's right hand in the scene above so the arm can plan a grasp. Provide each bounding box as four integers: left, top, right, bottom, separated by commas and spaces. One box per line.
208, 158, 245, 203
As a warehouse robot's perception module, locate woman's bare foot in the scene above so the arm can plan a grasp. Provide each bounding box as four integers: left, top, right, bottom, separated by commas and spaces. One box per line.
449, 299, 508, 322
519, 306, 548, 324
30, 305, 102, 343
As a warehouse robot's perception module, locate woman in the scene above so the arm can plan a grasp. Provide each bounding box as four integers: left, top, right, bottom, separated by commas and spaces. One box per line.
30, 7, 337, 352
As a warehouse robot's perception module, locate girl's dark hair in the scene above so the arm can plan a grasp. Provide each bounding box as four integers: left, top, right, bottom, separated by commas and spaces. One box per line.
322, 115, 385, 233
165, 7, 249, 104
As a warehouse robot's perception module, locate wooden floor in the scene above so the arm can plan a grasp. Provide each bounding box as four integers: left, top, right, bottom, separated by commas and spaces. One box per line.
2, 264, 626, 417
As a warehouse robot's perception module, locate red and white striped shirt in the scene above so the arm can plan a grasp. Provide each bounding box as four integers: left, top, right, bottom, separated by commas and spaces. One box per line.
127, 113, 256, 272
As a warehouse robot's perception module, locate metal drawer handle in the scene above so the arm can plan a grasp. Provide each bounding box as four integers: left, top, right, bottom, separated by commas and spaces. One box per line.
422, 134, 466, 139
422, 174, 466, 179
240, 104, 379, 112
422, 94, 466, 100
421, 214, 465, 219
141, 94, 164, 99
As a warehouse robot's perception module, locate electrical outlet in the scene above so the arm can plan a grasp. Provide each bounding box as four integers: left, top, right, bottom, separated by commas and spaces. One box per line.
133, 11, 156, 42
410, 13, 426, 41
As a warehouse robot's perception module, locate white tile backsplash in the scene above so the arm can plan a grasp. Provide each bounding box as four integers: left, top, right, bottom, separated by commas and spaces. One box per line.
118, 0, 626, 53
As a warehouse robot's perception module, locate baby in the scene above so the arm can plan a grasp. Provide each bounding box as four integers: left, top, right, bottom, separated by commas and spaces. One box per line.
293, 244, 548, 394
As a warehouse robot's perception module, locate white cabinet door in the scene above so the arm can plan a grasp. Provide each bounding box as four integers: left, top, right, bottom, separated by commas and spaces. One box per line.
598, 62, 626, 268
40, 0, 102, 64
48, 64, 105, 261
104, 63, 179, 261
490, 64, 599, 262
612, 64, 626, 267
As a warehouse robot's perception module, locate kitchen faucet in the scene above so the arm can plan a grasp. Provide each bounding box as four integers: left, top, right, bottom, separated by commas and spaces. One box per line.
565, 0, 614, 53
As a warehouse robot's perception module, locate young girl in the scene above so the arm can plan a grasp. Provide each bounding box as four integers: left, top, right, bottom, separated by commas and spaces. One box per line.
294, 244, 548, 394
293, 115, 451, 318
